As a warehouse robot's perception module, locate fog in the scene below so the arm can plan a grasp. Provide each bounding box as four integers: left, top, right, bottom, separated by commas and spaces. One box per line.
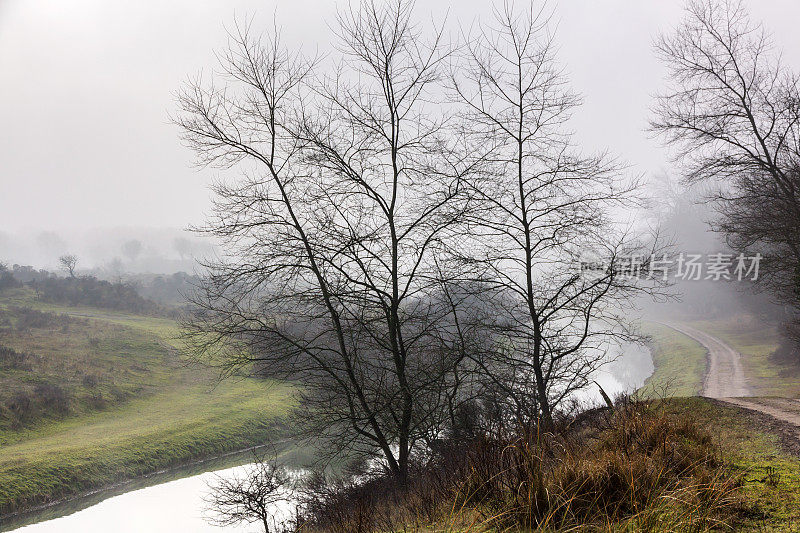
2, 1, 800, 237
2, 0, 799, 318
0, 227, 215, 275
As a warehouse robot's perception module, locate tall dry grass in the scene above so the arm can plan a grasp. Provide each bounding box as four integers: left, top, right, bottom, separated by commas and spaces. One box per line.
300, 397, 742, 532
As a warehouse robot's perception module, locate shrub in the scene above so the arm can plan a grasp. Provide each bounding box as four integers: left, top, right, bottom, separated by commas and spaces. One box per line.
0, 345, 31, 370
34, 275, 164, 315
82, 373, 100, 388
0, 263, 21, 291
1, 383, 71, 429
33, 383, 70, 416
11, 306, 77, 331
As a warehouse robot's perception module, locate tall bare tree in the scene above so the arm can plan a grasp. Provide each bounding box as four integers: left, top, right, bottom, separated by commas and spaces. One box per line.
451, 2, 657, 429
176, 2, 479, 482
652, 0, 800, 337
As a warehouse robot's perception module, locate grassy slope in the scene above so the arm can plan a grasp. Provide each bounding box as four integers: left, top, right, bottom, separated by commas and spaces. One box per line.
0, 311, 176, 430
667, 397, 800, 531
639, 322, 707, 397
423, 398, 800, 532
0, 288, 296, 516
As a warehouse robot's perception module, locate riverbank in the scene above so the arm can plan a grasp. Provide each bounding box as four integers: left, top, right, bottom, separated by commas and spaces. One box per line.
0, 290, 297, 520
638, 321, 707, 396
0, 379, 295, 519
0, 435, 310, 532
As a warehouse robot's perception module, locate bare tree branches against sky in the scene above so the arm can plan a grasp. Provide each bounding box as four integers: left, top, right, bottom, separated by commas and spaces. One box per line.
1, 0, 799, 233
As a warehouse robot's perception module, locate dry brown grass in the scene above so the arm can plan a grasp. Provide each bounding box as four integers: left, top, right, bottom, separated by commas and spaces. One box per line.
300, 397, 744, 532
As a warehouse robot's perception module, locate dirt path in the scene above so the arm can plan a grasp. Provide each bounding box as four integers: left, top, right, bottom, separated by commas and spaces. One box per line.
664, 322, 751, 398
719, 397, 800, 426
663, 323, 800, 435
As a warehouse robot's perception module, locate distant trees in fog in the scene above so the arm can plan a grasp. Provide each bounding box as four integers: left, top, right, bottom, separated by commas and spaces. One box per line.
33, 275, 163, 314
177, 0, 661, 481
653, 0, 800, 344
0, 264, 21, 291
121, 239, 143, 264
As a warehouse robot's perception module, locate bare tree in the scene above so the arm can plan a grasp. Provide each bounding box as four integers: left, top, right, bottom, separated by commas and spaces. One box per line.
451, 2, 659, 429
205, 452, 293, 533
176, 2, 478, 482
652, 0, 800, 335
59, 254, 78, 278
121, 239, 143, 264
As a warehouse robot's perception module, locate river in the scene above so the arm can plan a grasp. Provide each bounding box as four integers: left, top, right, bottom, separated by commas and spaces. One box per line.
1, 448, 300, 533
2, 343, 653, 532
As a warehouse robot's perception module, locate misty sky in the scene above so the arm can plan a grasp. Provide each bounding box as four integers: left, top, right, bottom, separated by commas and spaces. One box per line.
2, 0, 799, 234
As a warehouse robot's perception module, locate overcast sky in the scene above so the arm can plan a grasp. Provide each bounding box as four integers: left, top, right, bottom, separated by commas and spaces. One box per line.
1, 0, 799, 234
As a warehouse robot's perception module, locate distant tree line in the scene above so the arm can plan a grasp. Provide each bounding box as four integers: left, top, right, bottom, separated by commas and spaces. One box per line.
32, 276, 163, 314
0, 264, 21, 290
0, 262, 172, 316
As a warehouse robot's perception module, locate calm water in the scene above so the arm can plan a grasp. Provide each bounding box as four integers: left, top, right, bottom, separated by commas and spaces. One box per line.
7, 465, 260, 533
1, 448, 301, 533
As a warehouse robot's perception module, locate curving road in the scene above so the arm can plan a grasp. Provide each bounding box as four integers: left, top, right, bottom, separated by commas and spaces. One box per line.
663, 322, 800, 433
664, 322, 751, 398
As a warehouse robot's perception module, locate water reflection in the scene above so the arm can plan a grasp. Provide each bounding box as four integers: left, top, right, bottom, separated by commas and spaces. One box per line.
7, 464, 259, 533
2, 447, 306, 533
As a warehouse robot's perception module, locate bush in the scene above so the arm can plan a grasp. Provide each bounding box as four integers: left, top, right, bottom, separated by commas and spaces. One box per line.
9, 306, 80, 332
34, 383, 70, 416
1, 383, 71, 429
0, 345, 32, 370
0, 263, 21, 291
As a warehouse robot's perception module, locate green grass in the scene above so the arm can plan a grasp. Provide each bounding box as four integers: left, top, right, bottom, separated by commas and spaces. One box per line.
0, 286, 181, 340
639, 322, 707, 397
0, 380, 295, 516
0, 308, 179, 430
0, 287, 297, 517
664, 397, 800, 531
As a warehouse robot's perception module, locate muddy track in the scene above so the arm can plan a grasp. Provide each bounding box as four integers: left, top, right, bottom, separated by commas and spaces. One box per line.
718, 397, 800, 437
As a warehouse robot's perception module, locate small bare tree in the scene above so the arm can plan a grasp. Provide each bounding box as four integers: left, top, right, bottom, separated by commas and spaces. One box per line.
59, 254, 78, 278
652, 0, 800, 336
205, 452, 293, 533
452, 2, 661, 429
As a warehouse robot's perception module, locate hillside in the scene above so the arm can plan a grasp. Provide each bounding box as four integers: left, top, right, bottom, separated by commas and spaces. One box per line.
0, 287, 296, 517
